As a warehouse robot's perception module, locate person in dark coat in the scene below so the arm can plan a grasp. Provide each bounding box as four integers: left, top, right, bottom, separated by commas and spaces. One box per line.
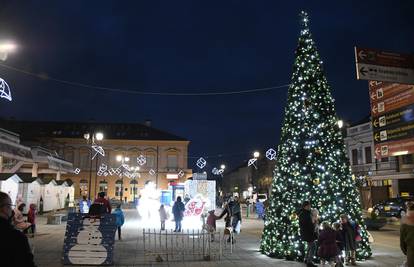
340, 214, 360, 266
0, 191, 37, 267
231, 196, 242, 233
299, 200, 317, 267
172, 196, 185, 232
93, 192, 111, 213
333, 222, 345, 266
318, 221, 338, 266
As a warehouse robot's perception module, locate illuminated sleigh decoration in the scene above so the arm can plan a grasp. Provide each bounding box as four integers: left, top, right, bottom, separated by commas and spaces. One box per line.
183, 194, 206, 217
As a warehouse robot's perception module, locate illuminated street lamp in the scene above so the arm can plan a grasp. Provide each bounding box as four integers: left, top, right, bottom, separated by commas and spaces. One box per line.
0, 41, 17, 61
116, 154, 132, 202
84, 132, 104, 200
253, 151, 260, 158
220, 164, 226, 170
338, 119, 344, 128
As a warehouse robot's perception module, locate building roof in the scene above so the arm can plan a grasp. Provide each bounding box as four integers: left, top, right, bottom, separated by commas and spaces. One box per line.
0, 118, 188, 142
349, 115, 371, 127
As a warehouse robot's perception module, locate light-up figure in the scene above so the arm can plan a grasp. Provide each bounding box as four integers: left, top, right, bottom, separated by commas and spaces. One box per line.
68, 218, 107, 265
137, 181, 161, 224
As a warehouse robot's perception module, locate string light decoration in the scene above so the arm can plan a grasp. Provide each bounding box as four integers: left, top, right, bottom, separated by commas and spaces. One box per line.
260, 11, 371, 261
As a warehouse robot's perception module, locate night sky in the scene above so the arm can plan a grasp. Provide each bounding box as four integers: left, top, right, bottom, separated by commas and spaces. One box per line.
0, 1, 413, 171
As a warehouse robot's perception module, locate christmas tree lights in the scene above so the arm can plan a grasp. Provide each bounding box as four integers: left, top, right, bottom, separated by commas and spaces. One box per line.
260, 11, 372, 261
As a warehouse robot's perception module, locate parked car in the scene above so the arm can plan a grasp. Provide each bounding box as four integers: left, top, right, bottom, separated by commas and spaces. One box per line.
373, 197, 413, 218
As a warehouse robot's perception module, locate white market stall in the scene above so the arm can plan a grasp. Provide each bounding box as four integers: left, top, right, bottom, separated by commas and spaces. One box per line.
41, 179, 59, 212
56, 180, 75, 209
17, 176, 43, 213
0, 174, 22, 205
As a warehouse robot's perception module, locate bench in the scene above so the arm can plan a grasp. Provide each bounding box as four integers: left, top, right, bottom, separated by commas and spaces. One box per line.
47, 214, 65, 225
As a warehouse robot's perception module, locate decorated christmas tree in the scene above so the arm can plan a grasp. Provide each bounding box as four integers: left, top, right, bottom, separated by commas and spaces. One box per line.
260, 11, 371, 261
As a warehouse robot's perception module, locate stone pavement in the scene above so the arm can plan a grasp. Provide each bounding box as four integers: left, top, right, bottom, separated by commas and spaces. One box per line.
30, 209, 405, 267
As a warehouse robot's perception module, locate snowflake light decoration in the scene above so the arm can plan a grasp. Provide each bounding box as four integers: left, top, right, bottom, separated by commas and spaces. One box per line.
178, 170, 185, 178
91, 145, 105, 159
248, 158, 258, 169
212, 167, 219, 175
74, 168, 81, 174
196, 157, 207, 169
266, 148, 277, 160
0, 78, 12, 101
149, 169, 156, 176
108, 168, 115, 175
137, 154, 146, 166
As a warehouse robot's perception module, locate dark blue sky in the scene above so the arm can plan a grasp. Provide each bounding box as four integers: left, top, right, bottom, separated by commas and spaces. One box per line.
0, 1, 413, 171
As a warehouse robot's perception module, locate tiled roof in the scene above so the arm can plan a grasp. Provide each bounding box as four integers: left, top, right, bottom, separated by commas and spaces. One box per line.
0, 119, 188, 141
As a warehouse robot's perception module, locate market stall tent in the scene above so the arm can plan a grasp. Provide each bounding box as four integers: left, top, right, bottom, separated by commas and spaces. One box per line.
0, 174, 22, 205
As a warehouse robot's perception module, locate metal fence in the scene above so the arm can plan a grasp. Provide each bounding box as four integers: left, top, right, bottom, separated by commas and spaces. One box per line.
143, 228, 234, 262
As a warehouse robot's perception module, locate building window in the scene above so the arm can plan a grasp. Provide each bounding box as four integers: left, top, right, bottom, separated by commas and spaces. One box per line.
99, 181, 108, 194
365, 147, 372, 164
80, 151, 90, 169
130, 180, 138, 198
352, 149, 358, 165
402, 154, 414, 164
79, 179, 88, 196
146, 154, 155, 168
167, 154, 178, 169
115, 180, 123, 197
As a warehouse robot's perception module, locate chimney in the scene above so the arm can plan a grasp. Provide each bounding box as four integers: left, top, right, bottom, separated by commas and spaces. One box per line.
144, 119, 152, 127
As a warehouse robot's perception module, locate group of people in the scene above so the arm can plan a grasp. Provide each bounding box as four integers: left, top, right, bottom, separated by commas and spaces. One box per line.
0, 191, 37, 266
299, 201, 361, 267
79, 192, 124, 240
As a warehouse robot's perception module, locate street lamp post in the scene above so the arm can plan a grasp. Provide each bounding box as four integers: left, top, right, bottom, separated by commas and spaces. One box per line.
116, 155, 130, 202
84, 132, 104, 200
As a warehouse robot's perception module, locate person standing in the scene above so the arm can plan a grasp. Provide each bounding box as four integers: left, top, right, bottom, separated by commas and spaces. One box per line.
0, 192, 37, 267
299, 201, 317, 267
13, 203, 31, 233
401, 202, 414, 267
79, 195, 91, 214
93, 192, 111, 213
340, 214, 360, 266
172, 196, 185, 232
159, 204, 168, 231
113, 204, 124, 240
231, 196, 242, 233
318, 221, 338, 266
27, 204, 37, 237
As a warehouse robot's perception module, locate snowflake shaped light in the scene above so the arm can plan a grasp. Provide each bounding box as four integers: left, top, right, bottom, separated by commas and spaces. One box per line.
74, 168, 81, 174
0, 78, 12, 101
178, 170, 185, 178
196, 157, 207, 169
266, 148, 277, 160
149, 169, 156, 176
212, 167, 219, 175
91, 145, 105, 159
137, 154, 146, 166
248, 158, 258, 169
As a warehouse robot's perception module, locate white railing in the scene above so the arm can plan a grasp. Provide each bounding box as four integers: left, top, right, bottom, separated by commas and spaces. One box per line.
143, 228, 233, 262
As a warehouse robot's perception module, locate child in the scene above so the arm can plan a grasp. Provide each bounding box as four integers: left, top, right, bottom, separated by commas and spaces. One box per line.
311, 208, 320, 236
113, 204, 125, 240
205, 210, 219, 241
159, 204, 168, 230
318, 221, 338, 266
27, 204, 37, 237
340, 214, 360, 266
333, 222, 344, 267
